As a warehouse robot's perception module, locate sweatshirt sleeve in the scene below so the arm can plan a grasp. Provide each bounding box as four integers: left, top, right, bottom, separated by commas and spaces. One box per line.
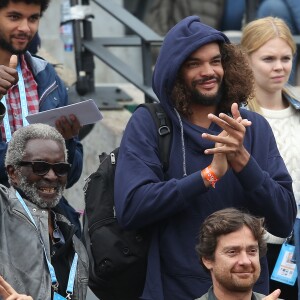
115, 107, 296, 237
114, 108, 208, 229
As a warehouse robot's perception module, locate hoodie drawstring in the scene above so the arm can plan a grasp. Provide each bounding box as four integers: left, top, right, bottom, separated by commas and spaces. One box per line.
174, 108, 187, 177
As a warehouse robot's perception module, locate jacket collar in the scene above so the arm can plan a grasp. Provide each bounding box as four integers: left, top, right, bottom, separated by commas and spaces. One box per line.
284, 91, 300, 110
206, 286, 262, 300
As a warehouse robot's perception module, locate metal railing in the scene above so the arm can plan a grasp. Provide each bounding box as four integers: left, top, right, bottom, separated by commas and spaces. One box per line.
69, 0, 163, 108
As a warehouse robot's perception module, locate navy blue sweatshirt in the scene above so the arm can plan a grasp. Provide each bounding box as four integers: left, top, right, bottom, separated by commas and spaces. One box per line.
115, 16, 296, 300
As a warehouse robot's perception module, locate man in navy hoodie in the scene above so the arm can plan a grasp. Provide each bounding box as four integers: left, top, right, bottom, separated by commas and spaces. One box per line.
114, 16, 296, 300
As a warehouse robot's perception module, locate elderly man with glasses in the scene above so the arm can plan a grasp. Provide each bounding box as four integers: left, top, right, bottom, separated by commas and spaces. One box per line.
0, 123, 88, 300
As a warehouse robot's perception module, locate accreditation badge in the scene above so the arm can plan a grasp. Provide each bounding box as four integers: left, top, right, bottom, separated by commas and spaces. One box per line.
271, 243, 297, 286
53, 292, 67, 300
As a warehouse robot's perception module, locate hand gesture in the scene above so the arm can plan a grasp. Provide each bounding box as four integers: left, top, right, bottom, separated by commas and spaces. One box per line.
208, 129, 229, 181
0, 276, 33, 300
262, 289, 281, 300
55, 114, 81, 140
0, 55, 19, 99
202, 103, 251, 173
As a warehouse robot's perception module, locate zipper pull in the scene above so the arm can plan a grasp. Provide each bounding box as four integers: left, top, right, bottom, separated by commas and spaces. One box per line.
110, 152, 116, 164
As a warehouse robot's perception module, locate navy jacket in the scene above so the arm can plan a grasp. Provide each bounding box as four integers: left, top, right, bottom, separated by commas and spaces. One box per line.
114, 16, 296, 300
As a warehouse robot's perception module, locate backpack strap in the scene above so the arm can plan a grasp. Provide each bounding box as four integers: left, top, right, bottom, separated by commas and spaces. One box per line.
137, 103, 172, 171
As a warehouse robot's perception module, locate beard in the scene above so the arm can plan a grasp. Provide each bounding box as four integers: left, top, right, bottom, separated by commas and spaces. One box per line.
190, 77, 224, 107
0, 33, 30, 55
17, 173, 64, 209
213, 265, 260, 293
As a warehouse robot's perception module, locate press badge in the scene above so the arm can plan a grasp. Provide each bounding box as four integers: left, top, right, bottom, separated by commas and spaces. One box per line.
271, 243, 297, 286
53, 292, 67, 300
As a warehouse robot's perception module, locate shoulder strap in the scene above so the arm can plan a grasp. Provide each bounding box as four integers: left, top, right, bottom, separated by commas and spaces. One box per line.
137, 103, 172, 171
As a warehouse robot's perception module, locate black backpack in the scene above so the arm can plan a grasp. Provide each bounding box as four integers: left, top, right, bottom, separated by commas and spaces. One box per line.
83, 103, 171, 300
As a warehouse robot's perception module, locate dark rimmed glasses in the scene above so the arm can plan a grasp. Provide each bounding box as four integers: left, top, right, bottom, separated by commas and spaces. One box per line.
18, 161, 71, 177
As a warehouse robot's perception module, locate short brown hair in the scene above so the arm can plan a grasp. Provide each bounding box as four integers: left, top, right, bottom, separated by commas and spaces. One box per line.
195, 208, 267, 271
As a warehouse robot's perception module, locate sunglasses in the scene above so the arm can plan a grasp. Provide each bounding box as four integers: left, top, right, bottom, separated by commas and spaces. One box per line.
19, 161, 71, 177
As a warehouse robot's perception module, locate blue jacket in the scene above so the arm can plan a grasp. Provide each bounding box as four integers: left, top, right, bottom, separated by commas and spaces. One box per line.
0, 51, 83, 189
281, 0, 300, 33
257, 0, 300, 33
114, 16, 296, 300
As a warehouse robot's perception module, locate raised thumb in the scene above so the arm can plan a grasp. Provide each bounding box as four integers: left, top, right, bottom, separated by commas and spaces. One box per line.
9, 55, 18, 69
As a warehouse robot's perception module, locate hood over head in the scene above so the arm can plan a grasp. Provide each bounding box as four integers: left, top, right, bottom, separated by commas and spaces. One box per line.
153, 16, 230, 116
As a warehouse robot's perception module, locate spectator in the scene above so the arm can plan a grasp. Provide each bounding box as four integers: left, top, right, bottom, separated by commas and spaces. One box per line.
114, 15, 296, 300
0, 0, 83, 236
143, 0, 245, 36
257, 0, 300, 35
1, 123, 88, 299
220, 0, 245, 31
241, 16, 299, 299
256, 0, 300, 84
195, 208, 281, 300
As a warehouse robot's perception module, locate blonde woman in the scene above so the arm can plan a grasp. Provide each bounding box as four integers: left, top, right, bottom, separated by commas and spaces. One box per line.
241, 16, 299, 299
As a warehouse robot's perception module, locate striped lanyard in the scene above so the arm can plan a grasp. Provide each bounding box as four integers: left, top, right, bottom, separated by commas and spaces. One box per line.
1, 61, 29, 142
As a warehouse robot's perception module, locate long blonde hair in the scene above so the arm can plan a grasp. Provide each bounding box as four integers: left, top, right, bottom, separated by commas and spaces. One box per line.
240, 17, 297, 113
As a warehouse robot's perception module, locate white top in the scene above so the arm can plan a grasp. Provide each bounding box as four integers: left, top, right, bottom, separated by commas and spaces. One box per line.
261, 105, 300, 219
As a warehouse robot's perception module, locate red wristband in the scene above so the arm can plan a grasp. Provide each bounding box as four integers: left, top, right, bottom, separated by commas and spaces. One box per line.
201, 165, 219, 188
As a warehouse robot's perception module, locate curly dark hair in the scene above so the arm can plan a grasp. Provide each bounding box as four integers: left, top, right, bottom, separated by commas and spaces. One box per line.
195, 208, 267, 272
0, 0, 50, 15
171, 43, 254, 117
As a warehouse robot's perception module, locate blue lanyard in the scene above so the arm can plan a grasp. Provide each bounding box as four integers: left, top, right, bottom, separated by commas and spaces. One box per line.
1, 59, 29, 142
15, 191, 78, 297
67, 253, 78, 296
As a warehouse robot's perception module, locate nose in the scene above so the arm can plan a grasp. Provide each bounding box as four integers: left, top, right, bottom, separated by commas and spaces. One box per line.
200, 63, 215, 77
238, 251, 252, 265
273, 59, 283, 71
43, 167, 58, 180
17, 19, 30, 33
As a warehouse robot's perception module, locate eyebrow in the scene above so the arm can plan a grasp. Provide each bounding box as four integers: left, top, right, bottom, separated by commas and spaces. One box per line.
261, 54, 292, 58
222, 244, 259, 251
6, 10, 41, 18
185, 54, 222, 62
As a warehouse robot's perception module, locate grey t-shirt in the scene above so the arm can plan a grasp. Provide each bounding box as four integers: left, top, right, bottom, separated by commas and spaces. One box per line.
195, 286, 266, 300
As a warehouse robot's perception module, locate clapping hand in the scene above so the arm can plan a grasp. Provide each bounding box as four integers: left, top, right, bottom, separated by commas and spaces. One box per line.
202, 103, 251, 173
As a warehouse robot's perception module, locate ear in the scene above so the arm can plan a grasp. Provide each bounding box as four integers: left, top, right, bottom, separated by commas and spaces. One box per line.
245, 55, 252, 65
202, 257, 213, 271
6, 165, 18, 185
